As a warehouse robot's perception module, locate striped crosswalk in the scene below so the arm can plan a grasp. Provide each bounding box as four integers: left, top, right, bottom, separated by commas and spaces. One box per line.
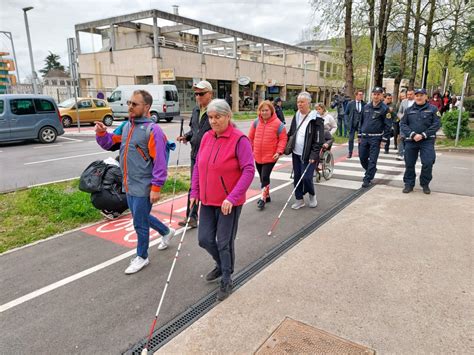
271, 147, 440, 190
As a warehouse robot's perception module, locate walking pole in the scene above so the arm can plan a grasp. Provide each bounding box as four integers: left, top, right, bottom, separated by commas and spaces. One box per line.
168, 118, 184, 226
267, 163, 311, 236
141, 208, 194, 355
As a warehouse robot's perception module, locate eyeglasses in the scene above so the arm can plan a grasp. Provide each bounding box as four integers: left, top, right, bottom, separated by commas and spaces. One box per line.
194, 92, 209, 97
127, 100, 143, 107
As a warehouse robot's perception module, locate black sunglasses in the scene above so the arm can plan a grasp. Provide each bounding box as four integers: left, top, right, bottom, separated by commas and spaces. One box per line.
194, 92, 209, 97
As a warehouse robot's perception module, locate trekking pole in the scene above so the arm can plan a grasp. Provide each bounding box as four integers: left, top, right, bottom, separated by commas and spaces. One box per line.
267, 163, 311, 236
168, 118, 184, 226
141, 207, 194, 355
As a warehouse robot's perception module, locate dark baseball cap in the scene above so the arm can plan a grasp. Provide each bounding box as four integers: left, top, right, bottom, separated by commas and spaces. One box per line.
372, 86, 384, 93
274, 97, 282, 103
414, 88, 427, 95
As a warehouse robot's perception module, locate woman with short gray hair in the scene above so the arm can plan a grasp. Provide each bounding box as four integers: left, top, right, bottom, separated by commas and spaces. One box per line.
190, 99, 255, 301
286, 92, 325, 209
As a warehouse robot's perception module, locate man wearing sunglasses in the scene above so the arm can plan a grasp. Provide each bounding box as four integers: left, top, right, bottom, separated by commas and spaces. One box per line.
176, 80, 213, 228
95, 90, 175, 274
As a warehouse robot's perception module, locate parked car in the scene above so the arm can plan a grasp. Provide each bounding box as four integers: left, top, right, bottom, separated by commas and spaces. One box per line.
0, 94, 64, 144
58, 98, 114, 128
107, 84, 180, 122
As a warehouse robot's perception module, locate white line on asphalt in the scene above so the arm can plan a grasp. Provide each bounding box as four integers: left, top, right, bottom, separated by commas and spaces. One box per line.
453, 167, 469, 170
24, 151, 110, 165
175, 206, 188, 213
60, 136, 83, 142
0, 180, 293, 314
317, 178, 361, 190
33, 144, 63, 149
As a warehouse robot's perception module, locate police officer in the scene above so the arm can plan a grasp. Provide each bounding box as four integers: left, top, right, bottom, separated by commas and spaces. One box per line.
400, 88, 441, 194
344, 89, 365, 158
358, 86, 392, 188
383, 93, 396, 154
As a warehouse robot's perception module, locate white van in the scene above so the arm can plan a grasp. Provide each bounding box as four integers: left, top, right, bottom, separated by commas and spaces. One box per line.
107, 84, 180, 122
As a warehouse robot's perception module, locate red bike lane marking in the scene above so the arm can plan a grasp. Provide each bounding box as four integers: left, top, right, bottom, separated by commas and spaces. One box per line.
81, 188, 261, 248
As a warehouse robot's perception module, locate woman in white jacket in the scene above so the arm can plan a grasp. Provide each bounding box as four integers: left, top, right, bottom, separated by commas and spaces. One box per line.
315, 102, 337, 136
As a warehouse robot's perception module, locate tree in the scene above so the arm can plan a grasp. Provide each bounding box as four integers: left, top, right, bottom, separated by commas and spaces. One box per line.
393, 0, 412, 102
39, 51, 65, 76
344, 0, 355, 97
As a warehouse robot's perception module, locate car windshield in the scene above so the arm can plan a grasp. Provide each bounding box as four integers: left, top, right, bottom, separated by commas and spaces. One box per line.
58, 98, 76, 108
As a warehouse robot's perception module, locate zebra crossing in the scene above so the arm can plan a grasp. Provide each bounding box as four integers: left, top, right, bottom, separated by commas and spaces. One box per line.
271, 147, 438, 191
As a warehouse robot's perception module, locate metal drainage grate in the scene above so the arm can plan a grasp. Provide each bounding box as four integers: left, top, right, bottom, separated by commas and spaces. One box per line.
125, 187, 371, 354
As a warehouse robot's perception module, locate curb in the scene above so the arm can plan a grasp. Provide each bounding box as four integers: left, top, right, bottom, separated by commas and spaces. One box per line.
435, 147, 474, 154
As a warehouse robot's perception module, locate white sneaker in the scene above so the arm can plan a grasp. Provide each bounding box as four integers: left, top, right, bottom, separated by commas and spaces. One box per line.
158, 228, 176, 250
308, 194, 318, 208
124, 256, 149, 274
291, 199, 305, 210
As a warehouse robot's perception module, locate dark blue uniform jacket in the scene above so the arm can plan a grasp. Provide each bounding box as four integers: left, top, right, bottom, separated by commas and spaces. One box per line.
400, 102, 440, 141
358, 101, 391, 141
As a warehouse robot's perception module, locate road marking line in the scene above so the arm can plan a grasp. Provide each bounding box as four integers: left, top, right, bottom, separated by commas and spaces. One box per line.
317, 178, 360, 190
337, 162, 406, 172
175, 206, 188, 213
33, 144, 63, 149
0, 180, 292, 314
24, 151, 110, 165
60, 136, 83, 142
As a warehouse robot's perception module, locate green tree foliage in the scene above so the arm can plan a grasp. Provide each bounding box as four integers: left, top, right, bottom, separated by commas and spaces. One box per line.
39, 51, 65, 76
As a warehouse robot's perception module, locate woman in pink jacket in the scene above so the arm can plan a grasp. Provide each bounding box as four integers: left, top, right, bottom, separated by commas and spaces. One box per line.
190, 99, 255, 301
248, 100, 287, 210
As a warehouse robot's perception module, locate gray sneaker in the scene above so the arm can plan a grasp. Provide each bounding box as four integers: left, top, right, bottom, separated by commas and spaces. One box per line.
158, 228, 176, 250
308, 194, 318, 208
291, 199, 305, 210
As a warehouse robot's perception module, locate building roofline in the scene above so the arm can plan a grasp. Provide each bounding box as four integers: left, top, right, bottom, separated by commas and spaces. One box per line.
75, 9, 319, 56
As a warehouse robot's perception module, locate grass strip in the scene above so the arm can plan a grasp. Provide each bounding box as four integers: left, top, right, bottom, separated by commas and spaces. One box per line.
0, 168, 190, 254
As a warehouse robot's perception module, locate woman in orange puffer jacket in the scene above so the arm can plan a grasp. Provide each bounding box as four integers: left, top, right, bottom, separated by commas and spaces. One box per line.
248, 100, 288, 210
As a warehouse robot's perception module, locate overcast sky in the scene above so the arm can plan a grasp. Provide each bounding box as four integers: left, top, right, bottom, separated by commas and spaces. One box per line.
1, 0, 317, 82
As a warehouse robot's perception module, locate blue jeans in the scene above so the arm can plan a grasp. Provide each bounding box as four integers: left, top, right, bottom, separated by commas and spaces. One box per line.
127, 195, 170, 259
358, 136, 382, 183
292, 153, 316, 200
403, 140, 436, 187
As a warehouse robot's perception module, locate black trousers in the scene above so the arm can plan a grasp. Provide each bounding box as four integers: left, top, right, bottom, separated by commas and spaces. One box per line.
185, 157, 199, 220
255, 162, 276, 188
198, 204, 242, 283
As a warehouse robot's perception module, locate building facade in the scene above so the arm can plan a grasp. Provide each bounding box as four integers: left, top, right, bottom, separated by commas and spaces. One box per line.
0, 52, 17, 94
75, 9, 344, 112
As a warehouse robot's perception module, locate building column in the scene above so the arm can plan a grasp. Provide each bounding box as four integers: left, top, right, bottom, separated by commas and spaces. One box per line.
280, 85, 287, 101
109, 24, 115, 64
153, 16, 161, 58
75, 31, 81, 55
199, 27, 205, 64
258, 85, 266, 105
231, 80, 239, 113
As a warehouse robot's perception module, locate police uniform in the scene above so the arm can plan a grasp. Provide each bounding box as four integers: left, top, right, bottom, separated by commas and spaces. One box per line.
400, 89, 440, 192
357, 87, 392, 187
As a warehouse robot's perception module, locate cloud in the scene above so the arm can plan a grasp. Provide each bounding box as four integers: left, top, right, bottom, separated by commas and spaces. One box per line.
0, 0, 314, 82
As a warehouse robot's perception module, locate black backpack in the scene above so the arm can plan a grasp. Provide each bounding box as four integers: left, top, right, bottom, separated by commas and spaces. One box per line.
79, 160, 109, 193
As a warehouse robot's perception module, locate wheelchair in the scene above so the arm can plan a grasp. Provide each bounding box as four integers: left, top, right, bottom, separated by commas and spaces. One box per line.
315, 145, 334, 183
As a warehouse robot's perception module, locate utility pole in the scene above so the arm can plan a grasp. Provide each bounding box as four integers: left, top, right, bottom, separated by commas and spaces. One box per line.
22, 7, 38, 94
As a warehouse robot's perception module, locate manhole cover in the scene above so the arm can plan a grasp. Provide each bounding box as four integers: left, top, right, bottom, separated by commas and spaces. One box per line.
255, 317, 375, 354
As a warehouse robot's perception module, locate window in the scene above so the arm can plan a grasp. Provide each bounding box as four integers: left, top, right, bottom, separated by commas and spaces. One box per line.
165, 90, 178, 101
34, 99, 55, 112
94, 99, 106, 107
136, 75, 153, 85
51, 79, 58, 85
0, 100, 4, 114
10, 99, 35, 115
109, 91, 121, 102
78, 100, 92, 109
60, 80, 65, 86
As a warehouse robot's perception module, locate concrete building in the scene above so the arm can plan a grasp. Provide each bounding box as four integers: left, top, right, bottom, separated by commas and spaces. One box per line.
42, 69, 73, 103
0, 52, 17, 94
75, 9, 344, 112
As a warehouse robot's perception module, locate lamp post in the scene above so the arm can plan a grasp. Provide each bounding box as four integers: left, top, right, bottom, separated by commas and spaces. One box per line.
0, 31, 20, 83
22, 6, 38, 94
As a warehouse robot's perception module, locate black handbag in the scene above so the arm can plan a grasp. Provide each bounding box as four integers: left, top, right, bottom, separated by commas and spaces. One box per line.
284, 113, 309, 155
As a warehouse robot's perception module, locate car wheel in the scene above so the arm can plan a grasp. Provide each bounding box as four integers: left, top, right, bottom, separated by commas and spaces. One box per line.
150, 111, 159, 123
62, 116, 72, 128
38, 126, 58, 144
165, 117, 173, 122
103, 115, 114, 126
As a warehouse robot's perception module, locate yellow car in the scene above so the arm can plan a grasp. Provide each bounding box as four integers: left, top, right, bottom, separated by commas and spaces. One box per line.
58, 98, 114, 127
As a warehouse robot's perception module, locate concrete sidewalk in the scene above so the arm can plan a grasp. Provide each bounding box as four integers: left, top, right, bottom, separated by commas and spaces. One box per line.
160, 185, 473, 354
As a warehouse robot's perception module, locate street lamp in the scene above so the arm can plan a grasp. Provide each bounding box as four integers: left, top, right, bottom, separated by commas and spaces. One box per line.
22, 6, 38, 94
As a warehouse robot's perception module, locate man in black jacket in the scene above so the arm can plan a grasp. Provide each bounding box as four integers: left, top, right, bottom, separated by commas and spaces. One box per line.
176, 80, 213, 227
273, 97, 286, 124
344, 89, 365, 158
400, 88, 440, 194
358, 87, 392, 188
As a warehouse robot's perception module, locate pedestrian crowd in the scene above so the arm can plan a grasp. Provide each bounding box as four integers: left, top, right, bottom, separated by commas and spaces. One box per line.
94, 81, 442, 301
